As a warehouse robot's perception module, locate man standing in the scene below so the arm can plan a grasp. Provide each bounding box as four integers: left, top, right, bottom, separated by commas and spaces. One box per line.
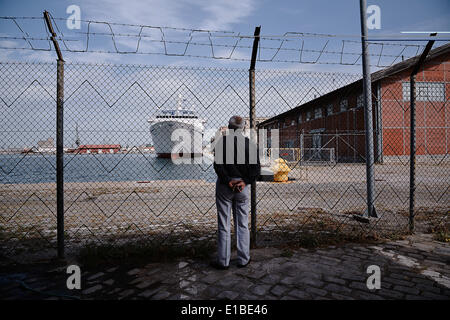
211, 116, 260, 269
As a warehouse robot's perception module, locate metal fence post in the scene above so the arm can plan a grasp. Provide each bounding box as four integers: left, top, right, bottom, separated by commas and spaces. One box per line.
409, 35, 436, 233
300, 130, 304, 164
335, 129, 339, 163
359, 0, 377, 218
375, 82, 383, 164
409, 74, 416, 232
249, 26, 260, 248
56, 60, 65, 258
44, 10, 65, 258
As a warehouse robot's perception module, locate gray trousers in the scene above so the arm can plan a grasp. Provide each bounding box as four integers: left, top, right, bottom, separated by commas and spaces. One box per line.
215, 179, 250, 267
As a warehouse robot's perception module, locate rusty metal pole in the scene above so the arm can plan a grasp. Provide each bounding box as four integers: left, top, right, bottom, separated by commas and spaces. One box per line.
44, 10, 65, 258
359, 0, 377, 218
56, 60, 64, 258
409, 35, 436, 233
409, 74, 416, 232
249, 26, 260, 248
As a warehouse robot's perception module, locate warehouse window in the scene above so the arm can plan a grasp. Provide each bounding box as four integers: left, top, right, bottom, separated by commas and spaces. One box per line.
298, 114, 303, 124
314, 107, 322, 119
291, 119, 296, 126
357, 94, 364, 108
306, 111, 312, 121
402, 82, 445, 101
340, 99, 348, 112
326, 104, 333, 115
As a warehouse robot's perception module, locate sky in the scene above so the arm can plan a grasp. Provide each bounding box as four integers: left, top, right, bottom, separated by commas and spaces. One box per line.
0, 0, 449, 149
0, 0, 449, 71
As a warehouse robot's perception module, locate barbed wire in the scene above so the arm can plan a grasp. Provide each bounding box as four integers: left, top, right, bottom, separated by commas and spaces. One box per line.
0, 35, 422, 59
2, 16, 445, 40
0, 16, 447, 67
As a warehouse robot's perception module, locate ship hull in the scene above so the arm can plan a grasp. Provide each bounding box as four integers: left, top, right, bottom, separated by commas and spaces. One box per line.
150, 120, 203, 158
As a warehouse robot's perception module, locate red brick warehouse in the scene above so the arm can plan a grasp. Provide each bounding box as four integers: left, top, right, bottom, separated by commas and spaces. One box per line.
258, 43, 450, 163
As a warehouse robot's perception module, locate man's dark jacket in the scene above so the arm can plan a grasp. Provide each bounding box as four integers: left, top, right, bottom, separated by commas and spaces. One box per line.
213, 133, 261, 185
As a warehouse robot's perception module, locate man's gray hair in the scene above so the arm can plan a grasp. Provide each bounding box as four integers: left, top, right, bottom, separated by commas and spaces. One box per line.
228, 115, 245, 130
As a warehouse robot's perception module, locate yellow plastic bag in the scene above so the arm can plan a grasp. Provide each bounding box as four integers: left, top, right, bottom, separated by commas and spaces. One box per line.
271, 158, 291, 182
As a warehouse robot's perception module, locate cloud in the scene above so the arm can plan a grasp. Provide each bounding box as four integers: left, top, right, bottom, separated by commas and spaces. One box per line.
79, 0, 256, 31
0, 40, 18, 48
194, 0, 255, 30
0, 1, 258, 65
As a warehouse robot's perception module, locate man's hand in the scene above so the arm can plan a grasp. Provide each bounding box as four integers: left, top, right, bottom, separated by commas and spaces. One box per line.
228, 180, 238, 189
234, 180, 246, 192
228, 180, 246, 192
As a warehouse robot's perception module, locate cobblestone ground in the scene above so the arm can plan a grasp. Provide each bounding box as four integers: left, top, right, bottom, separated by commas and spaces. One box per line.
1, 233, 449, 300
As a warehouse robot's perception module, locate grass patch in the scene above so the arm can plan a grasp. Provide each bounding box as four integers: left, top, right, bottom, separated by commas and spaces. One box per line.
297, 230, 380, 248
78, 240, 215, 268
431, 225, 450, 243
274, 228, 406, 252
258, 207, 409, 249
280, 249, 294, 257
397, 207, 448, 222
434, 231, 450, 243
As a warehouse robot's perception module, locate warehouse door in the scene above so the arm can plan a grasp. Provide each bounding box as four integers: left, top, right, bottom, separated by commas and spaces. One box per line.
312, 134, 321, 149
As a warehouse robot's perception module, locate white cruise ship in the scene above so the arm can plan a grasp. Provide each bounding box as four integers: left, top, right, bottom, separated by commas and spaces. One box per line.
148, 96, 206, 158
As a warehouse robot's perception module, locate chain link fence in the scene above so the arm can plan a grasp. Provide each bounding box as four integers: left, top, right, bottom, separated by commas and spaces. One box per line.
380, 62, 449, 232
256, 59, 449, 243
0, 57, 448, 263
